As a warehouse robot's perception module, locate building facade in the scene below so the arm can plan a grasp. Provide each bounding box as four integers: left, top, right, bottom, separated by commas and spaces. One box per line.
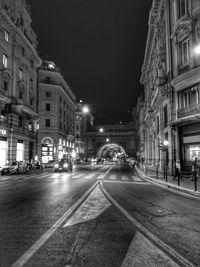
37, 60, 77, 163
0, 0, 41, 166
139, 0, 200, 173
75, 102, 94, 159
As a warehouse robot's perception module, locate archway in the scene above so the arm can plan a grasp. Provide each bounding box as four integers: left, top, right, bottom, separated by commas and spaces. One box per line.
97, 143, 127, 162
41, 137, 54, 163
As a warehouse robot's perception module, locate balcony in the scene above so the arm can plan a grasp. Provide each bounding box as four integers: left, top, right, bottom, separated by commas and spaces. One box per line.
177, 104, 200, 118
177, 64, 190, 75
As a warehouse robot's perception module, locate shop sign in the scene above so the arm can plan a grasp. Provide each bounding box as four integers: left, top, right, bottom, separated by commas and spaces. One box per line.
0, 128, 6, 135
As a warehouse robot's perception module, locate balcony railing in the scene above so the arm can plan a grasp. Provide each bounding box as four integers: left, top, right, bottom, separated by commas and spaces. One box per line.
177, 104, 200, 118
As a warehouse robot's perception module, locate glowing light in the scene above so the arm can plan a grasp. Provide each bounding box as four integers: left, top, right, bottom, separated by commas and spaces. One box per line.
194, 44, 200, 55
99, 128, 104, 133
163, 140, 169, 146
83, 106, 89, 113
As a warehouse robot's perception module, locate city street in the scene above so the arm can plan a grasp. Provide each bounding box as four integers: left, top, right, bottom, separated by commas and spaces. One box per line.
0, 163, 199, 266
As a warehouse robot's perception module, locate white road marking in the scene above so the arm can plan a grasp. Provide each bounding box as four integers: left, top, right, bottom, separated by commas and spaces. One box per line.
97, 174, 104, 180
11, 165, 114, 267
84, 173, 96, 179
72, 174, 82, 179
100, 182, 193, 267
109, 174, 116, 180
132, 176, 142, 182
11, 181, 99, 267
63, 184, 111, 227
122, 176, 129, 181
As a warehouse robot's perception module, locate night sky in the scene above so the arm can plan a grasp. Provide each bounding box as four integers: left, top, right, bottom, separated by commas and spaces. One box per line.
28, 0, 152, 124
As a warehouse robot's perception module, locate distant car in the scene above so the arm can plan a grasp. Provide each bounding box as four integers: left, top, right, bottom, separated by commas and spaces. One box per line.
1, 161, 27, 175
54, 159, 73, 172
45, 160, 57, 168
91, 158, 97, 165
73, 158, 83, 165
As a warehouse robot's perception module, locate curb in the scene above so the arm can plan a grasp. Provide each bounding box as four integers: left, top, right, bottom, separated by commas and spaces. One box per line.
135, 166, 200, 198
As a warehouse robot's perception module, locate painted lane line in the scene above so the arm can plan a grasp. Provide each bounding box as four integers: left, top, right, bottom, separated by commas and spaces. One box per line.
11, 166, 114, 267
100, 182, 193, 267
132, 175, 142, 182
11, 181, 100, 267
103, 180, 148, 185
84, 173, 96, 179
109, 174, 116, 180
72, 174, 83, 179
97, 174, 105, 180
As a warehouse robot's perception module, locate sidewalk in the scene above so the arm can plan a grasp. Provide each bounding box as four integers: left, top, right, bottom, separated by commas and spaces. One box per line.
135, 165, 200, 198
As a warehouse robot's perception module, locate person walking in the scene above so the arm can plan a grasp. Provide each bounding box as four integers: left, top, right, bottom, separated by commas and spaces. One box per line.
174, 159, 183, 181
191, 157, 198, 181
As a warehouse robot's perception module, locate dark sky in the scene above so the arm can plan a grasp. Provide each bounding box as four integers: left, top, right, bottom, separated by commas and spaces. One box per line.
28, 0, 152, 124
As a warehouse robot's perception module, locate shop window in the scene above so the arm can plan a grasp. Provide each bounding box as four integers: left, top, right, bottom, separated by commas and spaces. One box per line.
16, 140, 24, 161
3, 54, 8, 68
0, 137, 7, 166
45, 119, 50, 127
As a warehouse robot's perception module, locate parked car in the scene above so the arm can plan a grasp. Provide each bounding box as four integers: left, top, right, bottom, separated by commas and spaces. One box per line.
54, 159, 73, 172
1, 161, 27, 175
73, 158, 83, 165
45, 160, 57, 168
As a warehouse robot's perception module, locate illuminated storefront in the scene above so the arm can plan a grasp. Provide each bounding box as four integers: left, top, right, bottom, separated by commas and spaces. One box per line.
0, 128, 7, 167
41, 137, 54, 163
180, 123, 200, 171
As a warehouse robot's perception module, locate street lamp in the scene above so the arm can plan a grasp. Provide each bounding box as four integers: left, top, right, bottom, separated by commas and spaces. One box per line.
194, 44, 200, 55
82, 106, 89, 114
163, 140, 169, 182
99, 128, 104, 133
106, 138, 110, 142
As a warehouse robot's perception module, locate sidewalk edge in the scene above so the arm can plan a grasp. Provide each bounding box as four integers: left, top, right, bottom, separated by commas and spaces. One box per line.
135, 166, 200, 198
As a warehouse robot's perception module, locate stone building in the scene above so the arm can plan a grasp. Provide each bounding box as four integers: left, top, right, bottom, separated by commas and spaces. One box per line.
75, 102, 94, 159
37, 60, 77, 163
0, 0, 41, 166
139, 0, 200, 173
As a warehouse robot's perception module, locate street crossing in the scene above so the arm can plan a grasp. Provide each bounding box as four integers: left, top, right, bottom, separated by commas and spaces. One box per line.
0, 171, 144, 183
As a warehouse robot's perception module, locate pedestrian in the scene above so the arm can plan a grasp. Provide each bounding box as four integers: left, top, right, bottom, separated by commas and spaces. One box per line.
191, 157, 198, 181
174, 159, 183, 181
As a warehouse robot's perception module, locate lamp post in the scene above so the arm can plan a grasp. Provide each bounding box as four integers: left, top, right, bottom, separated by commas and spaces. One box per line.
163, 140, 169, 182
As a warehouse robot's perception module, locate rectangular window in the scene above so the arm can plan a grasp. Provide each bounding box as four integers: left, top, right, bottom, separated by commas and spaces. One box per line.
18, 116, 23, 127
4, 81, 8, 91
30, 79, 33, 90
46, 103, 50, 111
45, 119, 50, 127
18, 68, 23, 80
157, 117, 159, 134
179, 0, 187, 18
164, 105, 168, 127
46, 91, 51, 97
3, 54, 8, 68
182, 39, 189, 65
4, 29, 9, 42
19, 91, 23, 99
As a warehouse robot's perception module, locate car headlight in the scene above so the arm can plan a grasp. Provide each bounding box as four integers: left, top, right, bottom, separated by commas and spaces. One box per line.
64, 163, 68, 168
55, 164, 58, 168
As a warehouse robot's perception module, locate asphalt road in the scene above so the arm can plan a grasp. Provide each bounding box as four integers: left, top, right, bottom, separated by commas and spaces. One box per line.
0, 163, 199, 266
